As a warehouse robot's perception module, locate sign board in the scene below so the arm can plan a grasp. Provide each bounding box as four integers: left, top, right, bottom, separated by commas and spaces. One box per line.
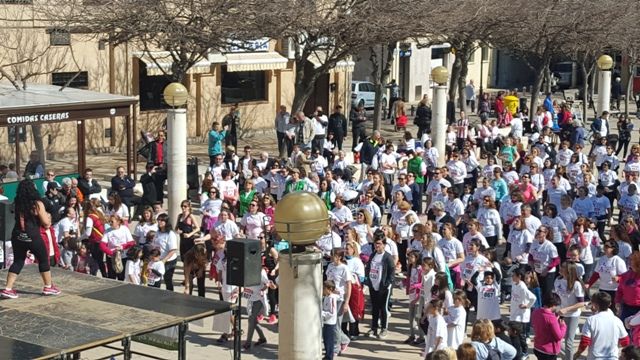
0, 106, 130, 126
228, 38, 270, 53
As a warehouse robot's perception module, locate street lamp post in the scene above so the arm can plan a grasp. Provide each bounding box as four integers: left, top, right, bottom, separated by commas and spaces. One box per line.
596, 54, 613, 115
163, 82, 189, 225
431, 66, 449, 166
274, 192, 330, 360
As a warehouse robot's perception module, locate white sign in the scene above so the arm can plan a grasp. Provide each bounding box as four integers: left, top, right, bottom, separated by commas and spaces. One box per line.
228, 38, 269, 53
7, 112, 70, 124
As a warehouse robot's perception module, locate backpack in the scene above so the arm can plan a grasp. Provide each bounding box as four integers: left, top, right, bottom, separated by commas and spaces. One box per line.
483, 341, 502, 360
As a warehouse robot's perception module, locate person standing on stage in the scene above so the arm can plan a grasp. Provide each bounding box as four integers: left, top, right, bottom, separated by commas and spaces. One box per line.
1, 179, 61, 299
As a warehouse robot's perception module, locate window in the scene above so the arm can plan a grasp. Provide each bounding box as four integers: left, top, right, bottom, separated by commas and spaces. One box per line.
221, 66, 267, 104
138, 60, 171, 111
481, 47, 489, 62
8, 126, 26, 144
51, 71, 89, 89
47, 29, 70, 46
469, 50, 476, 63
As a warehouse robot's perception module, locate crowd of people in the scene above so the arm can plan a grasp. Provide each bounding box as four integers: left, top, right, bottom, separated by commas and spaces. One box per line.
3, 87, 640, 360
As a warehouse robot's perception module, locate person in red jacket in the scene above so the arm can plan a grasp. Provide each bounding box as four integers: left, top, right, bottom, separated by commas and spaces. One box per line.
40, 226, 60, 267
83, 199, 108, 278
616, 252, 640, 321
531, 292, 567, 360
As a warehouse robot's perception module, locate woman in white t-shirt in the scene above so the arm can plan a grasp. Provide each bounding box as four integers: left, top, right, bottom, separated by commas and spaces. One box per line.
477, 197, 502, 248
240, 200, 267, 239
350, 209, 373, 251
506, 217, 533, 264
541, 203, 568, 259
462, 219, 489, 255
325, 249, 352, 352
211, 210, 240, 241
568, 217, 595, 281
153, 213, 179, 291
461, 239, 492, 310
554, 262, 586, 360
201, 188, 223, 233
100, 214, 135, 281
133, 206, 158, 244
438, 223, 464, 287
529, 225, 559, 302
106, 193, 130, 226
56, 207, 81, 270
585, 240, 627, 307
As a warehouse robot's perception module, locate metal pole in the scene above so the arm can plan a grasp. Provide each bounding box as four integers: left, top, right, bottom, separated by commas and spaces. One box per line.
166, 108, 188, 224
233, 290, 242, 360
597, 69, 611, 115
479, 58, 484, 97
178, 322, 188, 360
432, 85, 448, 166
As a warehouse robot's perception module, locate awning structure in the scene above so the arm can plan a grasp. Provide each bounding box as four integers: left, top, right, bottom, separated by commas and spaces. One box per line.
0, 83, 138, 178
224, 52, 288, 72
308, 52, 355, 72
134, 51, 212, 76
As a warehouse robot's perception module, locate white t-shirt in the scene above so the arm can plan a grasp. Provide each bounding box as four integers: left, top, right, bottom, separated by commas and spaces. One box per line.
581, 310, 628, 360
101, 227, 133, 257
462, 232, 489, 255
425, 314, 447, 354
153, 231, 178, 262
437, 238, 464, 263
554, 278, 584, 317
214, 220, 240, 240
507, 229, 533, 264
241, 212, 266, 239
369, 253, 384, 291
243, 269, 269, 302
529, 240, 558, 274
476, 283, 501, 320
445, 305, 466, 349
510, 281, 536, 322
478, 208, 501, 238
134, 222, 158, 242
217, 179, 237, 200
215, 255, 238, 296
594, 255, 627, 291
326, 263, 352, 302
461, 254, 492, 283
125, 258, 141, 285
541, 216, 567, 244
147, 261, 165, 285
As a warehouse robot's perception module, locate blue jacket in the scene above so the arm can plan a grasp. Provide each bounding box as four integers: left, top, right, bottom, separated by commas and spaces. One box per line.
208, 130, 226, 156
544, 96, 554, 116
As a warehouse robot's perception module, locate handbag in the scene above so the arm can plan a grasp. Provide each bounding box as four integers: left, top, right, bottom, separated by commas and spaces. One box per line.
348, 281, 365, 321
112, 250, 124, 274
15, 216, 32, 243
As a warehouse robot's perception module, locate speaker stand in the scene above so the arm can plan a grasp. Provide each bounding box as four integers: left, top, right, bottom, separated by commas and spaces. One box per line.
233, 290, 242, 360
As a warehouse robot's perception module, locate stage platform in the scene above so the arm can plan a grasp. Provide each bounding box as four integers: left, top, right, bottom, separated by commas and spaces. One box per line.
0, 266, 232, 360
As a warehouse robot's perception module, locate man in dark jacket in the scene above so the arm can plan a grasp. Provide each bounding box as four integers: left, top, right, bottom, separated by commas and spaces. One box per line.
147, 130, 166, 167
77, 168, 102, 199
414, 101, 432, 139
140, 164, 159, 205
328, 105, 348, 151
42, 182, 65, 223
350, 104, 367, 152
365, 231, 396, 338
111, 166, 137, 206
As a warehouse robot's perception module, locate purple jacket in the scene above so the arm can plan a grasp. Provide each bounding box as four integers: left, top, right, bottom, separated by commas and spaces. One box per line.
531, 307, 567, 355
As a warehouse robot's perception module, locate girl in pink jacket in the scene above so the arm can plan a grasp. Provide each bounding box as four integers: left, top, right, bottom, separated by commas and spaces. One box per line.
531, 292, 567, 360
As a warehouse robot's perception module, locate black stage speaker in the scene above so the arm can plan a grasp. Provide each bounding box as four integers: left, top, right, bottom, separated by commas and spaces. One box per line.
0, 200, 15, 242
226, 238, 261, 287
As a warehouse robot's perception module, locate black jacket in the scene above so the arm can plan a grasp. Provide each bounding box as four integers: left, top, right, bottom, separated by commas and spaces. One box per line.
414, 104, 432, 126
140, 173, 157, 205
328, 112, 348, 135
111, 175, 135, 199
77, 177, 101, 198
359, 138, 380, 165
365, 251, 395, 290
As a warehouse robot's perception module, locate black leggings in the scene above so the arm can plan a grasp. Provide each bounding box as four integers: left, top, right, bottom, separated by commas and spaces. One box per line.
188, 272, 206, 297
164, 259, 177, 291
534, 349, 558, 360
9, 236, 50, 275
267, 274, 279, 315
89, 241, 107, 278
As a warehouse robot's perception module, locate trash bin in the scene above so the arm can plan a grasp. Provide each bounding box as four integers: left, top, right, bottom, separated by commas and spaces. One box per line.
504, 95, 519, 116
187, 157, 199, 190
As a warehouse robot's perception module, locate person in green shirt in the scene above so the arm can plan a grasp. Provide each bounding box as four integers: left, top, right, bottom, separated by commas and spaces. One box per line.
238, 179, 257, 217
499, 137, 520, 165
407, 148, 427, 214
284, 168, 306, 195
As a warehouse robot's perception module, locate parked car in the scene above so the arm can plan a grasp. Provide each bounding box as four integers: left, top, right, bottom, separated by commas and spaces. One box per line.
351, 81, 387, 110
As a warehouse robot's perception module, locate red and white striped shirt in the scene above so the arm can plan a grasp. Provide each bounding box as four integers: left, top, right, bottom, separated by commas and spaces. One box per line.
456, 118, 469, 139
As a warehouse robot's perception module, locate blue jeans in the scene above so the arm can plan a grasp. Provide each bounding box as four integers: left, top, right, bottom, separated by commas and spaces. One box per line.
323, 323, 336, 359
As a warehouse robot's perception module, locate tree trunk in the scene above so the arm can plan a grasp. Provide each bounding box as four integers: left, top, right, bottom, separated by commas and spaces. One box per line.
579, 61, 590, 122
626, 63, 635, 117
448, 55, 462, 107
291, 59, 320, 114
590, 70, 597, 117
31, 124, 45, 165
530, 64, 547, 118
457, 52, 470, 111
370, 43, 396, 131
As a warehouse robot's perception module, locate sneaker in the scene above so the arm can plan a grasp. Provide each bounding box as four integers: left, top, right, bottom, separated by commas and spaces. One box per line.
255, 338, 267, 347
268, 314, 278, 324
42, 285, 61, 296
216, 334, 229, 343
0, 288, 18, 299
257, 314, 264, 322
403, 336, 415, 344
366, 329, 378, 337
378, 329, 388, 339
340, 342, 349, 353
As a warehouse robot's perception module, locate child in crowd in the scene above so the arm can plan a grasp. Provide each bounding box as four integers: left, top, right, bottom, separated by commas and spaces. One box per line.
445, 290, 469, 349
125, 246, 143, 285
474, 270, 501, 322
243, 267, 269, 351
509, 267, 537, 359
147, 248, 165, 288
418, 258, 437, 345
524, 266, 542, 310
322, 280, 340, 360
423, 299, 447, 357
405, 250, 423, 345
72, 242, 96, 275
215, 246, 238, 343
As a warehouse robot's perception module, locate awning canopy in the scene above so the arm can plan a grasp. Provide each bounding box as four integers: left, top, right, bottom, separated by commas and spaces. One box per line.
134, 51, 212, 76
224, 52, 288, 72
308, 52, 355, 72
